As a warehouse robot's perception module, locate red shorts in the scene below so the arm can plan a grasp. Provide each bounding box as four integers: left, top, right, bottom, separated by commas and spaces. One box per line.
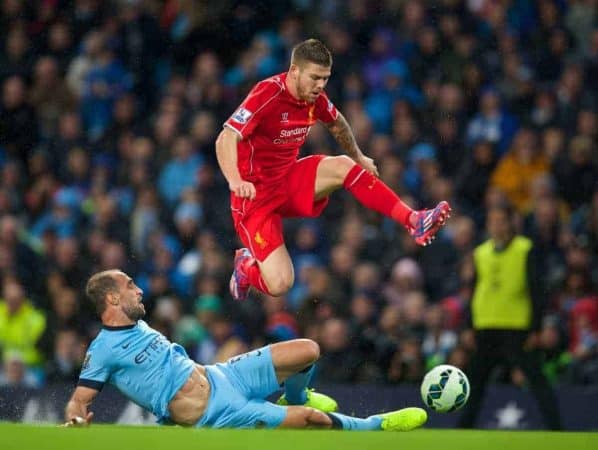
231, 155, 329, 261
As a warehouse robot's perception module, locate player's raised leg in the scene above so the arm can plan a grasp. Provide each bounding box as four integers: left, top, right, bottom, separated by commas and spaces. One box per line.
229, 247, 255, 301
315, 155, 451, 246
229, 243, 296, 301
256, 245, 295, 296
271, 339, 337, 412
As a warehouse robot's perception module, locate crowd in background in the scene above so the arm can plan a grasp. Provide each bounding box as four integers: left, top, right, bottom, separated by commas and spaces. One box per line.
0, 0, 597, 390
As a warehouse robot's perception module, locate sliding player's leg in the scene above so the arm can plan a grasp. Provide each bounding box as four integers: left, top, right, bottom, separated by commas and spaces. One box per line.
270, 339, 337, 412
279, 405, 428, 431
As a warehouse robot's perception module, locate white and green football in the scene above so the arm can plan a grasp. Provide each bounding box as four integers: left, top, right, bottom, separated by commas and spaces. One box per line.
420, 364, 470, 413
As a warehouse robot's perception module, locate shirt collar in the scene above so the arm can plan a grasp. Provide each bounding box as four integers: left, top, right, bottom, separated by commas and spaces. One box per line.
102, 323, 137, 331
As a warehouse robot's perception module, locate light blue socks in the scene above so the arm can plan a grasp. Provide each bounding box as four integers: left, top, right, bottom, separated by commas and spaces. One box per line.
326, 413, 383, 430
284, 365, 315, 404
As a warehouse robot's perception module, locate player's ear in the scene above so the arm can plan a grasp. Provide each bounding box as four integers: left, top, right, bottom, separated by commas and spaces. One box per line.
107, 292, 120, 305
289, 63, 300, 78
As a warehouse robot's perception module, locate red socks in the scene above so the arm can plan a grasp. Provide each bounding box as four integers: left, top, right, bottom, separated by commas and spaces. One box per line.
343, 164, 413, 227
245, 260, 271, 295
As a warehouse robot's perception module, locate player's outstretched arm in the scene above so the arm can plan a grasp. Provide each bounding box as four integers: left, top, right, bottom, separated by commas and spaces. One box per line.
63, 386, 98, 427
215, 127, 256, 199
324, 113, 378, 176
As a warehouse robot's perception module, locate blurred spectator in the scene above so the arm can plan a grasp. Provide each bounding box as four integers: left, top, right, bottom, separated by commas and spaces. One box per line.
39, 285, 91, 356
491, 128, 549, 213
0, 75, 38, 167
422, 304, 458, 370
29, 56, 76, 138
116, 0, 163, 109
382, 258, 423, 306
539, 316, 572, 385
529, 90, 558, 130
191, 313, 248, 365
79, 32, 132, 140
45, 328, 86, 383
45, 21, 74, 71
348, 292, 384, 380
567, 296, 598, 385
466, 87, 518, 155
0, 352, 40, 388
262, 294, 299, 343
552, 135, 597, 210
66, 30, 104, 98
0, 215, 41, 294
386, 335, 425, 384
455, 140, 498, 219
0, 277, 46, 371
150, 295, 183, 339
31, 188, 81, 240
0, 25, 34, 80
158, 135, 204, 207
315, 318, 364, 383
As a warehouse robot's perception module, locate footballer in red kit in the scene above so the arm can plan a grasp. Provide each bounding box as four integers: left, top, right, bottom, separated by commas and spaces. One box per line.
224, 72, 338, 187
216, 39, 452, 301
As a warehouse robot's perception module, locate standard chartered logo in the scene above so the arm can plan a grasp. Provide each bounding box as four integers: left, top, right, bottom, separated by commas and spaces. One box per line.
279, 127, 308, 137
274, 126, 311, 144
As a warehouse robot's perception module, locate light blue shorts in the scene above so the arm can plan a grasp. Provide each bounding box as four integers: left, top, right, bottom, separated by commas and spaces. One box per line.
197, 346, 287, 428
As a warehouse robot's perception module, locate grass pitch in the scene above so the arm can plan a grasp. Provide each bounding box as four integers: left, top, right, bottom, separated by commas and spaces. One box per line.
1, 423, 595, 450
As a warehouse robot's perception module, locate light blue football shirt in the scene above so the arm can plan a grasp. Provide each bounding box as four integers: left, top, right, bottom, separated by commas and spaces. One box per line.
79, 320, 195, 421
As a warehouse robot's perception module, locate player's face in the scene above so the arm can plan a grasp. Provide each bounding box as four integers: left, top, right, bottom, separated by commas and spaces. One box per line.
117, 273, 145, 321
487, 209, 512, 244
293, 62, 331, 103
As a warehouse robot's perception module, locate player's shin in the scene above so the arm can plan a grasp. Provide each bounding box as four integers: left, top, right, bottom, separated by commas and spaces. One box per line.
326, 412, 382, 430
343, 164, 413, 227
283, 365, 314, 404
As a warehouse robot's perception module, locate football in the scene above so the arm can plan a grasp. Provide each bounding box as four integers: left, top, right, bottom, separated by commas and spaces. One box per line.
420, 364, 470, 413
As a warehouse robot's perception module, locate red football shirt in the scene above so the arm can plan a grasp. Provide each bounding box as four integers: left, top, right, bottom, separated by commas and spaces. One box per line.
224, 72, 338, 186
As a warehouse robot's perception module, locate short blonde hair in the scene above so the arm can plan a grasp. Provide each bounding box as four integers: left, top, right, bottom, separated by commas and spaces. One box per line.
291, 39, 332, 67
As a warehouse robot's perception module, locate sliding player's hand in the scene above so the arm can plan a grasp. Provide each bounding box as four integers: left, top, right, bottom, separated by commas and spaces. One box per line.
355, 155, 379, 177
230, 180, 256, 200
62, 412, 94, 427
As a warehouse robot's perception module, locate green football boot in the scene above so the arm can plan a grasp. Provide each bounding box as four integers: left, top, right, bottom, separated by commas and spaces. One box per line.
277, 388, 338, 413
377, 407, 428, 431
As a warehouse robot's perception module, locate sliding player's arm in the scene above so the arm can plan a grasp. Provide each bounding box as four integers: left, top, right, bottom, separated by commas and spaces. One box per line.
63, 386, 98, 427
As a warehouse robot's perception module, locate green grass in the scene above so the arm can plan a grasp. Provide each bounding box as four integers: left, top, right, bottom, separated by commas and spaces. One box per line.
1, 423, 595, 450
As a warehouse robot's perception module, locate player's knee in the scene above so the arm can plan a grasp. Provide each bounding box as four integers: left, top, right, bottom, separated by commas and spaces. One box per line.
298, 338, 320, 362
332, 155, 356, 180
267, 274, 294, 296
322, 155, 355, 184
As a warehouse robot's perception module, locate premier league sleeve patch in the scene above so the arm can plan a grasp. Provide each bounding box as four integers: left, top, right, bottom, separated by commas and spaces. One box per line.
231, 107, 253, 124
82, 352, 91, 370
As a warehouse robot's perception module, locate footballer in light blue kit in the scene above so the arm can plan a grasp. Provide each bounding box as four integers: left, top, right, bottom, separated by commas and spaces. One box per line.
64, 270, 427, 431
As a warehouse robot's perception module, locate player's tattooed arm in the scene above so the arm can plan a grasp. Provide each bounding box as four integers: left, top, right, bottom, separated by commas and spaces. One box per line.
325, 112, 362, 159
325, 113, 379, 175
